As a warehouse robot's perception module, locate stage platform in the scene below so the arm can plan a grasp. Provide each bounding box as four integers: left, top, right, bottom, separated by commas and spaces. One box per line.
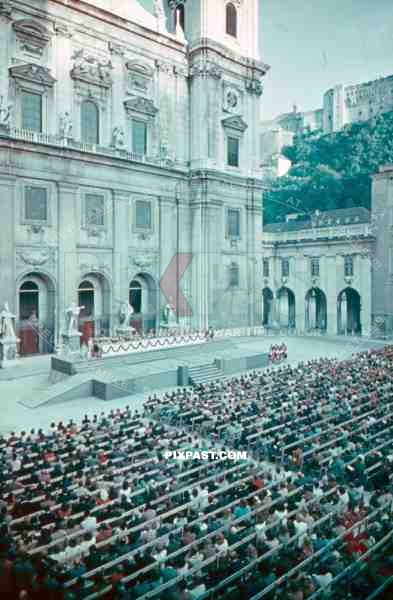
51, 335, 270, 401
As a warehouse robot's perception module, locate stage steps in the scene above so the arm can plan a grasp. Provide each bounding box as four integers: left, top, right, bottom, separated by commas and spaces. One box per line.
188, 363, 226, 386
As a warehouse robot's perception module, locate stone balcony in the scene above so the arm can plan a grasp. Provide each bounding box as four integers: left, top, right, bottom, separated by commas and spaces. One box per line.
0, 127, 189, 171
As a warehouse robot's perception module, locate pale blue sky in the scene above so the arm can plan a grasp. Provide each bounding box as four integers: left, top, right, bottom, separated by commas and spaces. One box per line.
137, 1, 392, 120
261, 0, 393, 119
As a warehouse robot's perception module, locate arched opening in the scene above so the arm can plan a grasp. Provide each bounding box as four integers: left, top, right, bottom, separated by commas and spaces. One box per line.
78, 273, 111, 343
262, 287, 273, 326
276, 287, 296, 328
81, 100, 99, 145
337, 287, 361, 335
176, 3, 185, 32
305, 288, 327, 332
17, 273, 55, 355
129, 273, 158, 334
226, 2, 237, 37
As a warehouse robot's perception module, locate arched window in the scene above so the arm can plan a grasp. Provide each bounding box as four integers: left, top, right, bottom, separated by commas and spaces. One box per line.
78, 280, 95, 318
129, 280, 142, 313
226, 3, 237, 38
81, 100, 99, 145
177, 4, 185, 32
19, 281, 39, 320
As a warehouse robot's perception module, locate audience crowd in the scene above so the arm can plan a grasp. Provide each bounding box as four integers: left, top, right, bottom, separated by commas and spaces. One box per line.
1, 346, 393, 599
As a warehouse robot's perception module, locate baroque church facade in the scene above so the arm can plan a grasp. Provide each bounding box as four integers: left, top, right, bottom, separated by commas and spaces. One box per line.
0, 0, 269, 353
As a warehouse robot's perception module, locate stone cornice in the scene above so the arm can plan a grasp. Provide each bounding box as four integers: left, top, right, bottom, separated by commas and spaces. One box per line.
124, 96, 158, 117
50, 0, 186, 55
188, 38, 270, 77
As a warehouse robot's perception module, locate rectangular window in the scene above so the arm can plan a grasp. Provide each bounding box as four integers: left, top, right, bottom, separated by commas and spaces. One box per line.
85, 193, 105, 226
230, 265, 240, 287
281, 258, 289, 278
25, 186, 47, 221
344, 255, 354, 277
21, 91, 42, 132
311, 257, 320, 277
227, 208, 240, 239
227, 136, 239, 167
263, 259, 269, 277
132, 120, 147, 156
135, 200, 152, 229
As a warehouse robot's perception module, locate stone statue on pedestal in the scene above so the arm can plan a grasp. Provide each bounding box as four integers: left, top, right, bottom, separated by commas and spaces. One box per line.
0, 96, 12, 129
59, 112, 73, 138
112, 126, 125, 150
163, 302, 177, 326
119, 302, 134, 326
66, 302, 84, 335
0, 302, 19, 368
0, 302, 16, 338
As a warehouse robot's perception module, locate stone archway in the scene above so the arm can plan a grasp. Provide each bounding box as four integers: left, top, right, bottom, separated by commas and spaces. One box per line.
17, 272, 56, 355
78, 272, 111, 341
276, 287, 296, 328
129, 272, 159, 333
305, 288, 327, 332
337, 287, 361, 335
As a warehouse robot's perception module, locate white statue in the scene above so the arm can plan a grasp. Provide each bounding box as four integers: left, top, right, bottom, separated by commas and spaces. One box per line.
164, 302, 176, 324
112, 126, 125, 150
66, 302, 84, 335
0, 302, 16, 338
120, 302, 134, 326
0, 96, 12, 128
59, 112, 72, 138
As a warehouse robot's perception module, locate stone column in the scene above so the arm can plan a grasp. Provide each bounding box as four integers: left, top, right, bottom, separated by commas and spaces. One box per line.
191, 202, 203, 329
57, 183, 78, 337
110, 44, 126, 149
53, 25, 73, 136
159, 195, 176, 318
112, 190, 130, 328
0, 7, 12, 106
0, 177, 16, 311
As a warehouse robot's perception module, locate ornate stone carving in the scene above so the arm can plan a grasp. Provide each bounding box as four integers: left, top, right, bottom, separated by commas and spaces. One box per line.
245, 78, 263, 96
54, 22, 72, 38
223, 85, 243, 113
131, 255, 155, 270
108, 41, 125, 56
9, 63, 56, 87
189, 61, 222, 79
124, 95, 158, 117
222, 115, 248, 133
13, 19, 50, 56
71, 49, 113, 88
80, 261, 109, 274
155, 59, 173, 74
126, 61, 153, 95
0, 1, 12, 19
17, 249, 53, 267
173, 64, 187, 77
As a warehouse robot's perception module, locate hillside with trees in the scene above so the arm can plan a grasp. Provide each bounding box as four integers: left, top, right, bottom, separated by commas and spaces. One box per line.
263, 109, 393, 224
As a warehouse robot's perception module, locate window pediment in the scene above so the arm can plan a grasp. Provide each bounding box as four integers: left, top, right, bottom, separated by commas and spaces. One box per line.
126, 60, 153, 95
124, 95, 158, 117
71, 49, 113, 89
13, 19, 50, 56
222, 115, 247, 133
9, 63, 56, 87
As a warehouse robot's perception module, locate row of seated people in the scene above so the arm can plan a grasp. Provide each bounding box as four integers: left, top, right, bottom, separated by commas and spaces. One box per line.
147, 346, 393, 470
0, 346, 393, 598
